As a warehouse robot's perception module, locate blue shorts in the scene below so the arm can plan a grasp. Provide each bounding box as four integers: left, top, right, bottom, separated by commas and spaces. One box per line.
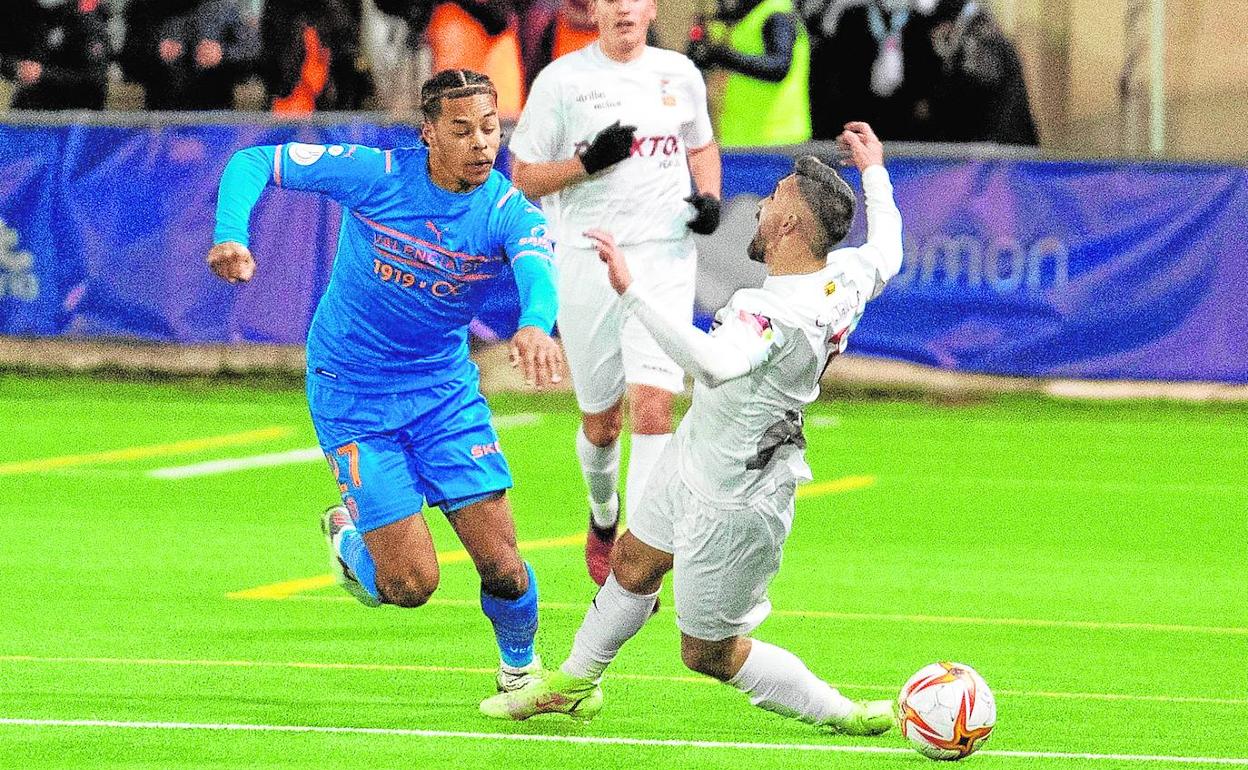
306, 372, 513, 533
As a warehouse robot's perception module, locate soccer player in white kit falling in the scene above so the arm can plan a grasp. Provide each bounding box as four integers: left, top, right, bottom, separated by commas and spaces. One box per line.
507, 0, 723, 585
481, 122, 901, 735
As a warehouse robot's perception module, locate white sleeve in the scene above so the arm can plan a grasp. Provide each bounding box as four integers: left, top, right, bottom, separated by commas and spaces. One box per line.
620, 286, 783, 388
857, 164, 904, 299
680, 62, 715, 149
508, 69, 564, 163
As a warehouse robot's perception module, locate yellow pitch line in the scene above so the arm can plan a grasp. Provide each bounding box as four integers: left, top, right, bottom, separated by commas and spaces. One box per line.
0, 655, 707, 686
282, 594, 1248, 637
228, 479, 869, 600
2, 655, 1243, 707
0, 427, 295, 476
227, 533, 587, 600
796, 475, 876, 498
227, 575, 337, 600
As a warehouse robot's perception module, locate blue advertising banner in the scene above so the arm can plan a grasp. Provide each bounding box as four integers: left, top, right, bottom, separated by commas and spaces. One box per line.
0, 122, 520, 345
1, 122, 1245, 383
0, 125, 67, 337
697, 155, 1248, 383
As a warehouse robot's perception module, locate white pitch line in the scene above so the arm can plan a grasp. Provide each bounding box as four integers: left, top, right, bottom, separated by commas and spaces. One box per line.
4, 654, 1244, 707
492, 413, 542, 429
1, 718, 1246, 765
148, 448, 324, 479
148, 414, 542, 480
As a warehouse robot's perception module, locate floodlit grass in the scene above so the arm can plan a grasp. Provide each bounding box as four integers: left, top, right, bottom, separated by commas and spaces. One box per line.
2, 374, 1246, 769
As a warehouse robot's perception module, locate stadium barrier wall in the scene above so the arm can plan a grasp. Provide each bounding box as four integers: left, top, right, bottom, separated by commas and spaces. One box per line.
1, 118, 1245, 384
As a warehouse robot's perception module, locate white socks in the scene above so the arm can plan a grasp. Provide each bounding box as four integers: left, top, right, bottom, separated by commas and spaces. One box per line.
561, 573, 659, 682
625, 433, 670, 522
727, 640, 855, 725
576, 427, 671, 529
576, 428, 620, 528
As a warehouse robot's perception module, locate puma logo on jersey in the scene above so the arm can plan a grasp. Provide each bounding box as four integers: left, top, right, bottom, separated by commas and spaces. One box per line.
425, 221, 444, 243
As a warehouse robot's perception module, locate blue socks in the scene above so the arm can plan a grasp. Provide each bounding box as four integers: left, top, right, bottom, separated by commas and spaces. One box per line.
480, 562, 539, 668
337, 530, 537, 669
336, 526, 381, 602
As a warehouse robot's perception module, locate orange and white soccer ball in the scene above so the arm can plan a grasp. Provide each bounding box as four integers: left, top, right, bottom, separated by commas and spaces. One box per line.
897, 662, 996, 761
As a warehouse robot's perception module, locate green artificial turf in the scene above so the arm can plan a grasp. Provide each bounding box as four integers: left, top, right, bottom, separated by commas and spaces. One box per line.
2, 374, 1245, 769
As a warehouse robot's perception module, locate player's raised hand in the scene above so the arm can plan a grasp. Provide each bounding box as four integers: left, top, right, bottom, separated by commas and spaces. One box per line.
207, 241, 255, 283
579, 120, 637, 175
584, 229, 632, 295
837, 122, 885, 172
510, 325, 566, 389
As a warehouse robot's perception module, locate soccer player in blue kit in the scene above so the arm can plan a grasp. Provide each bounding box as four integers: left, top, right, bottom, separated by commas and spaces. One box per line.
206, 70, 564, 693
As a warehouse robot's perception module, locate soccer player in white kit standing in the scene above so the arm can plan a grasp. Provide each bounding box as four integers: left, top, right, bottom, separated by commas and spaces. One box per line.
507, 0, 723, 585
481, 122, 901, 735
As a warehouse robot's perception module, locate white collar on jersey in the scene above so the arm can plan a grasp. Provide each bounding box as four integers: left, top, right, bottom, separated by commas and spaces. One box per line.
588, 40, 651, 68
761, 261, 848, 330
762, 261, 839, 295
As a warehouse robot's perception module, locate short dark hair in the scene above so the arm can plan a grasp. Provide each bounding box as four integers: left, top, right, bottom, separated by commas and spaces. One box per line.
792, 155, 855, 255
420, 69, 497, 121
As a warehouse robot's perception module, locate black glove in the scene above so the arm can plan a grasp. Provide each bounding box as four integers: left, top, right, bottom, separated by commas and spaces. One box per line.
687, 37, 722, 69
579, 120, 637, 175
686, 192, 722, 235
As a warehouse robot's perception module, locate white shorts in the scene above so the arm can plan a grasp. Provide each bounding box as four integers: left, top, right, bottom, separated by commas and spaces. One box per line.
556, 238, 697, 414
628, 446, 796, 642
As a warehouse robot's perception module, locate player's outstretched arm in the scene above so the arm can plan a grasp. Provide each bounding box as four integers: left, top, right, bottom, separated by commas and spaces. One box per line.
837, 122, 903, 292
508, 251, 565, 389
503, 196, 564, 389
585, 229, 755, 388
209, 143, 388, 284
209, 146, 275, 283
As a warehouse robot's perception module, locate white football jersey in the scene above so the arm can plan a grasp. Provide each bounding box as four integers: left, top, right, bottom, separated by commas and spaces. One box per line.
672, 167, 903, 503
508, 43, 714, 249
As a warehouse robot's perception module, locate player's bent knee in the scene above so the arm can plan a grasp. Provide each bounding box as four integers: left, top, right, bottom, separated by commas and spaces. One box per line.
610, 533, 670, 594
582, 406, 623, 446
610, 552, 665, 595
380, 581, 436, 608
376, 569, 439, 608
478, 554, 528, 599
582, 422, 622, 447
680, 640, 735, 681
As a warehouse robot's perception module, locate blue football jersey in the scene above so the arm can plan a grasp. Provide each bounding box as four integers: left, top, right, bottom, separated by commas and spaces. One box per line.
215, 142, 556, 393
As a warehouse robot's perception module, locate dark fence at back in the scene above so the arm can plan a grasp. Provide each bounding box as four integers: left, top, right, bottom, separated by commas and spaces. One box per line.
2, 121, 1245, 383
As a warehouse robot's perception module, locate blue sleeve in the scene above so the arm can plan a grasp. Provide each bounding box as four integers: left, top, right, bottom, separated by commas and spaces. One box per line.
213, 146, 274, 246
213, 143, 389, 246
495, 186, 558, 334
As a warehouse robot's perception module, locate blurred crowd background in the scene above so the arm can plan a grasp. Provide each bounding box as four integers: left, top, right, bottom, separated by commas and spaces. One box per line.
0, 0, 1244, 159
